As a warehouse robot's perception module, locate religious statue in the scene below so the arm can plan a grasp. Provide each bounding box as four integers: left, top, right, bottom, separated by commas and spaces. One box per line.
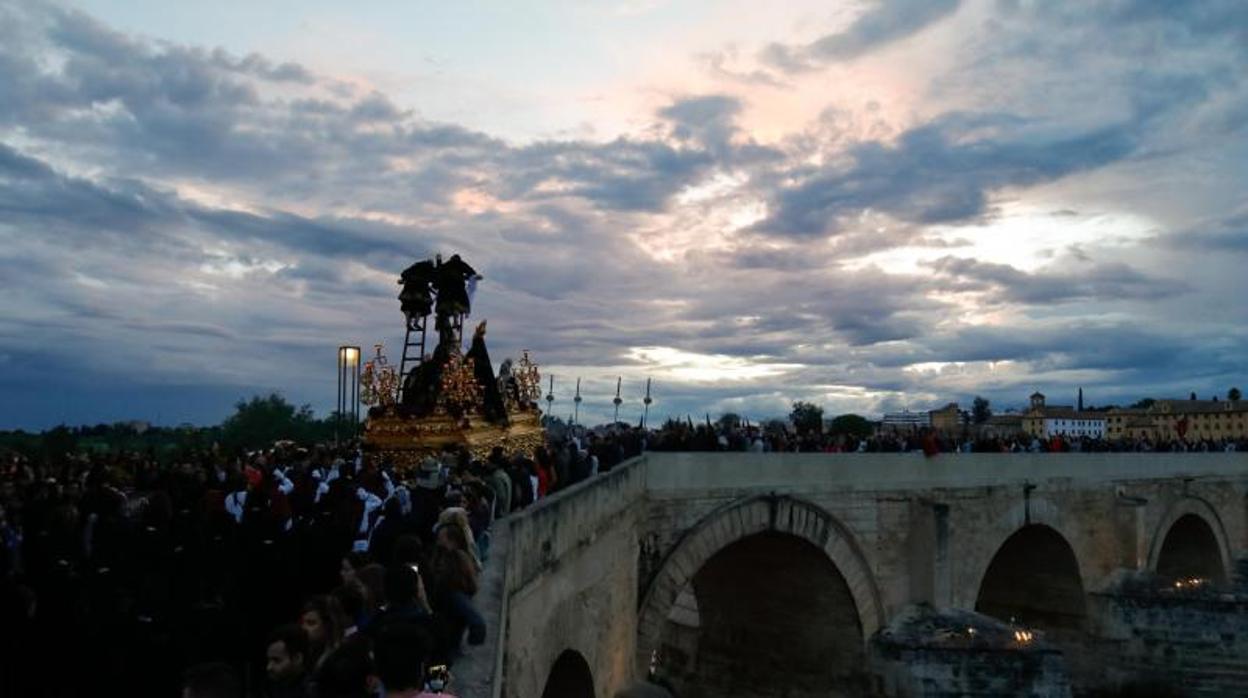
466, 321, 509, 425
498, 358, 522, 409
367, 255, 545, 468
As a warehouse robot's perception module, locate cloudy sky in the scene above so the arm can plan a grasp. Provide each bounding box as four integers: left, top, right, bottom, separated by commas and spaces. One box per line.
2, 0, 1246, 429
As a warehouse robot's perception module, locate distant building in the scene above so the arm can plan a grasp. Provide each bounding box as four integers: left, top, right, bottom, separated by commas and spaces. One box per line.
978, 414, 1025, 439
881, 409, 930, 432
929, 403, 963, 435
1107, 398, 1248, 441
1022, 392, 1106, 439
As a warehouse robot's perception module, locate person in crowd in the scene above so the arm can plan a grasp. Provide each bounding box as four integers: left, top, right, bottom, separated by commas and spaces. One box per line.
353, 562, 387, 629
373, 617, 450, 698
265, 624, 311, 698
365, 562, 433, 642
181, 662, 241, 698
339, 550, 370, 587
367, 497, 406, 566
485, 458, 511, 519
437, 505, 482, 572
331, 582, 368, 637
428, 520, 486, 661
313, 636, 376, 698
300, 595, 347, 670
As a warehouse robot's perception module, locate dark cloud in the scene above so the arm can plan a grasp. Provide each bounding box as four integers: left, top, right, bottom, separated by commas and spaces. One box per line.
761, 0, 962, 72
752, 114, 1137, 237
924, 256, 1191, 304
1164, 211, 1248, 253
659, 95, 742, 153
1026, 1, 1248, 53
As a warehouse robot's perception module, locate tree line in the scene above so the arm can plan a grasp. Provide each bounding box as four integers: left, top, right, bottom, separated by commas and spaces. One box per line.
0, 393, 352, 463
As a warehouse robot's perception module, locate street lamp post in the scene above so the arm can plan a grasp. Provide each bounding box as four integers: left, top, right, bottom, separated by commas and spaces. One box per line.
573, 378, 582, 426
545, 375, 555, 425
337, 345, 361, 444
642, 378, 653, 429
612, 376, 623, 424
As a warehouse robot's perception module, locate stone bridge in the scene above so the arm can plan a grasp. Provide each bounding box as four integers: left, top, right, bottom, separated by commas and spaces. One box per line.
473, 453, 1248, 697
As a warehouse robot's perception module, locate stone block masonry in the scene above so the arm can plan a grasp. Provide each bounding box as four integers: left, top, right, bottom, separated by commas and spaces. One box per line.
486, 452, 1248, 697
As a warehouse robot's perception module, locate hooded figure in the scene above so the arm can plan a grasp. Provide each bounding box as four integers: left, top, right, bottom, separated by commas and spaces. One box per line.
433, 254, 478, 319
397, 259, 436, 319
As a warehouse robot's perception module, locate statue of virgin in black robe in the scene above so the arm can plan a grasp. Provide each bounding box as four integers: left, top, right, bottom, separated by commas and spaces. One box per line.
466, 321, 508, 425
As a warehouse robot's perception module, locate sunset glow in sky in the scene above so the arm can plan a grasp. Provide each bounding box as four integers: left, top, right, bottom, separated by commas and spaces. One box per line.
1, 0, 1246, 428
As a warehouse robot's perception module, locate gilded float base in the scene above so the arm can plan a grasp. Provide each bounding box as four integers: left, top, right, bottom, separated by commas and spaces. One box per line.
364, 408, 546, 473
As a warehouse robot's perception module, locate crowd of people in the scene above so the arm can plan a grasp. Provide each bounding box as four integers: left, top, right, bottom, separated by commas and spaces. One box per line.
642, 419, 1248, 455
0, 429, 636, 698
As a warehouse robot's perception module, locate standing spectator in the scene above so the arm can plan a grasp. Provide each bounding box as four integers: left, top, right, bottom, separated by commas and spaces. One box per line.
265, 624, 311, 698
313, 637, 376, 698
373, 617, 445, 698
300, 596, 346, 670
428, 523, 485, 662
486, 460, 511, 519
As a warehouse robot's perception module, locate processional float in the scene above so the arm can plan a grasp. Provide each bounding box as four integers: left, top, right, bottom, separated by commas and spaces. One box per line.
359, 255, 546, 470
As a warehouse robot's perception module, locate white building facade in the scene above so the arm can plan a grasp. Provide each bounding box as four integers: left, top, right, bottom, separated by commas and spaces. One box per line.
881, 410, 931, 431
1041, 416, 1105, 439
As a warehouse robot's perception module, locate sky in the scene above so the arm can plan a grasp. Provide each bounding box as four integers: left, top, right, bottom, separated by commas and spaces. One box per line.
1, 0, 1246, 429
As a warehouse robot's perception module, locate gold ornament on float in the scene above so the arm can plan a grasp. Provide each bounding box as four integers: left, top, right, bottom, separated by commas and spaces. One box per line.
515, 350, 541, 404
360, 344, 400, 407
362, 255, 547, 472
438, 350, 481, 416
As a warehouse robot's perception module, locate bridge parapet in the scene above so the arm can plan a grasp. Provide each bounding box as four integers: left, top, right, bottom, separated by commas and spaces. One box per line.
500, 456, 649, 698
642, 451, 1248, 495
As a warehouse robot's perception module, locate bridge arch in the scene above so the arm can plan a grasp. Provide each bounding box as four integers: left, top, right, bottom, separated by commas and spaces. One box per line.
974, 523, 1088, 631
1148, 497, 1231, 586
541, 649, 596, 698
635, 494, 883, 691
964, 496, 1093, 608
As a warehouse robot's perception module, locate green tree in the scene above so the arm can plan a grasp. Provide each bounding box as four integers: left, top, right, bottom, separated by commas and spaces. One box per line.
1229, 387, 1242, 402
972, 396, 992, 424
221, 393, 321, 451
41, 425, 78, 464
789, 401, 824, 436
828, 413, 873, 439
762, 418, 789, 435
1130, 397, 1156, 409
717, 413, 742, 431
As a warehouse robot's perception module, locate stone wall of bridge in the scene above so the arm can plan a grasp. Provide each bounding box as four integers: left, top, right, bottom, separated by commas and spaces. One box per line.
640, 453, 1247, 609
499, 459, 648, 698
494, 452, 1247, 697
